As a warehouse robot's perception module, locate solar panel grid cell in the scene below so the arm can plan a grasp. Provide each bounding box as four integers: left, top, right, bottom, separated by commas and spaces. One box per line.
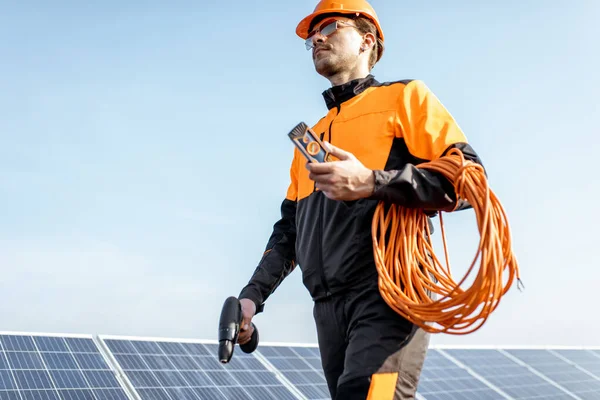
0, 334, 130, 400
445, 348, 574, 399
506, 349, 600, 400
101, 338, 301, 400
553, 350, 600, 376
416, 349, 505, 400
256, 345, 329, 400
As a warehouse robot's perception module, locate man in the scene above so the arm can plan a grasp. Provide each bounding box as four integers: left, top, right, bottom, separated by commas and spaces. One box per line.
237, 1, 483, 399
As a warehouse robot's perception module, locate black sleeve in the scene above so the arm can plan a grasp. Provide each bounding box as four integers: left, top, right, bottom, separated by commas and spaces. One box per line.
238, 198, 297, 314
369, 142, 484, 212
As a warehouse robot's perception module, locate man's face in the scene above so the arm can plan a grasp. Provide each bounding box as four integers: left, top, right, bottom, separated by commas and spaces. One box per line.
306, 16, 364, 78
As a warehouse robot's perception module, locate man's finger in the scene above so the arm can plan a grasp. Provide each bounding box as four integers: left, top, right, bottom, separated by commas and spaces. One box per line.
238, 322, 254, 345
315, 182, 328, 191
311, 172, 334, 184
238, 334, 248, 344
306, 162, 334, 174
324, 141, 352, 160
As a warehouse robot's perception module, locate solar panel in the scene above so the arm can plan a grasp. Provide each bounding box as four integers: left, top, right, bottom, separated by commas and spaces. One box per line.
552, 349, 600, 377
98, 336, 302, 400
416, 349, 506, 400
0, 332, 131, 400
506, 349, 600, 400
256, 344, 329, 400
444, 348, 575, 399
3, 330, 599, 400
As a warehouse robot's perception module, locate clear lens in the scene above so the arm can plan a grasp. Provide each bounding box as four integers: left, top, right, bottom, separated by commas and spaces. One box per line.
305, 38, 313, 50
305, 20, 341, 50
320, 21, 338, 36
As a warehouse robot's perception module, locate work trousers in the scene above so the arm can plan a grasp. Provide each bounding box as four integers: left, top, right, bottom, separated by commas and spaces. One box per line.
313, 282, 430, 400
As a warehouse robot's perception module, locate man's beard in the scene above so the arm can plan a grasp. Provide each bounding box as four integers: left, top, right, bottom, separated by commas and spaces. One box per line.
315, 56, 343, 77
313, 46, 343, 77
314, 50, 355, 79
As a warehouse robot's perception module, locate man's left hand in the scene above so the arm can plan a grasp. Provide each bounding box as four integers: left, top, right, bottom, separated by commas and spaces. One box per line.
306, 142, 375, 201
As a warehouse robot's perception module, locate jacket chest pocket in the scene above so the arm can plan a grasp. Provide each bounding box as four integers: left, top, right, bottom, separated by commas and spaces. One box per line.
330, 112, 396, 170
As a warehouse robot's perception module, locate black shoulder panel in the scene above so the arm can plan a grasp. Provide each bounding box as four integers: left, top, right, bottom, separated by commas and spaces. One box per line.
375, 79, 415, 87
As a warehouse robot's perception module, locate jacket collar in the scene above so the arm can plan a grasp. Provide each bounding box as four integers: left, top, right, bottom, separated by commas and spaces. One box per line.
322, 74, 378, 110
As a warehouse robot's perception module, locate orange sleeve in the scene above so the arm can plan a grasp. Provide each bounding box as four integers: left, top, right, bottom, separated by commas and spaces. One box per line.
370, 80, 483, 211
285, 149, 299, 201
397, 80, 468, 160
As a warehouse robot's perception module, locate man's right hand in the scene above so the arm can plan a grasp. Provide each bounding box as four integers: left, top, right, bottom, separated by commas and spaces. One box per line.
238, 298, 257, 345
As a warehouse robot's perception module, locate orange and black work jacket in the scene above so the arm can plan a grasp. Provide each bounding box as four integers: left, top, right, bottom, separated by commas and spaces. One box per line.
239, 75, 483, 313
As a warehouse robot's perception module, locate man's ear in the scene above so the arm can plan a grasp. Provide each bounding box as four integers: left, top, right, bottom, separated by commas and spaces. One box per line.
361, 32, 376, 51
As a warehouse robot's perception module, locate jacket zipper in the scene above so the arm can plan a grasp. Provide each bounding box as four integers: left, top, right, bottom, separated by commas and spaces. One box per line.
316, 105, 340, 297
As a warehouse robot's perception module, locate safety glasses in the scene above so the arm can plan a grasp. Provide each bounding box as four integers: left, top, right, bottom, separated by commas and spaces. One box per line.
305, 18, 356, 50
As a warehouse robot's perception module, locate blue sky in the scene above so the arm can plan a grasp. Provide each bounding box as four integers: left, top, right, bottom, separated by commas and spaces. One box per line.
1, 0, 598, 347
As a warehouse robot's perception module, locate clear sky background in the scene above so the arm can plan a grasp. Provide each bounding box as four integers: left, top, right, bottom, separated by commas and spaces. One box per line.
1, 1, 598, 348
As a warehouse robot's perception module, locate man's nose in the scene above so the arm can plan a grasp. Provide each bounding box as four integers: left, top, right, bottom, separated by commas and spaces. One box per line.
311, 32, 327, 47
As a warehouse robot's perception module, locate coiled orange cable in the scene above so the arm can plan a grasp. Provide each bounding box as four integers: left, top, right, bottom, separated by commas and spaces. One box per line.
372, 148, 523, 335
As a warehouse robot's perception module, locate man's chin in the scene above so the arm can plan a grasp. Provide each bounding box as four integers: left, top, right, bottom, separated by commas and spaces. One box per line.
314, 59, 337, 78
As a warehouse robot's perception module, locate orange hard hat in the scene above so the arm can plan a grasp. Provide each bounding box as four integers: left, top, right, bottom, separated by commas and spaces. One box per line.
296, 0, 384, 42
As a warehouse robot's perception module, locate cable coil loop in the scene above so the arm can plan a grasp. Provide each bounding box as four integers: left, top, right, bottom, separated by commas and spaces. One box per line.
372, 148, 522, 335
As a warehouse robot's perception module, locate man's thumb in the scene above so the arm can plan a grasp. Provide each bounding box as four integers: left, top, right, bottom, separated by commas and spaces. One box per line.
324, 141, 351, 160
241, 316, 251, 331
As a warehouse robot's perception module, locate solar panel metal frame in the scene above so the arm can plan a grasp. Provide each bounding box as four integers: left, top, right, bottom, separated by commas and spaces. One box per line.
0, 330, 136, 400
97, 335, 308, 400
